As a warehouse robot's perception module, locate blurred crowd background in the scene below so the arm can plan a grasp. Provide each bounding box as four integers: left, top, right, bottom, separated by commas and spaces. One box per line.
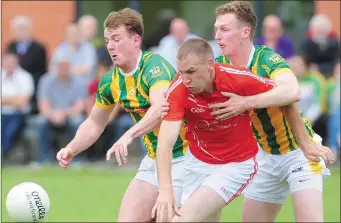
1, 1, 340, 167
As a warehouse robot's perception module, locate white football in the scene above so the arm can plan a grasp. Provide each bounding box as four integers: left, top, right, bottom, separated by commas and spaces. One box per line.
6, 182, 50, 222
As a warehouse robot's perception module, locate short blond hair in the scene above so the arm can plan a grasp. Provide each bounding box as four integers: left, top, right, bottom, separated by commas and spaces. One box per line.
177, 38, 213, 62
104, 8, 144, 38
216, 1, 257, 39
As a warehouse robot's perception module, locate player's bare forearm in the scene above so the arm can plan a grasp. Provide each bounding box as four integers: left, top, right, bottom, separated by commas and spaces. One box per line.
280, 103, 313, 148
245, 73, 301, 109
156, 121, 182, 192
156, 144, 173, 192
127, 86, 170, 139
281, 104, 334, 164
67, 106, 112, 156
126, 104, 164, 139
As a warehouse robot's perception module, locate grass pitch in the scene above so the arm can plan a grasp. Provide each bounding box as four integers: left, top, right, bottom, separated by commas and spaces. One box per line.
1, 165, 340, 222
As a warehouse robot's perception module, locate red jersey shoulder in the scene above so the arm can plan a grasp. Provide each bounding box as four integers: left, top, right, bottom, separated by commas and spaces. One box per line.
214, 63, 250, 93
215, 63, 273, 84
165, 73, 187, 99
215, 63, 252, 76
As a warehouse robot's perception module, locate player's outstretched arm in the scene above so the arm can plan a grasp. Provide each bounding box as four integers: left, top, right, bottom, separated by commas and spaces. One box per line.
57, 105, 112, 168
280, 104, 334, 164
152, 120, 182, 222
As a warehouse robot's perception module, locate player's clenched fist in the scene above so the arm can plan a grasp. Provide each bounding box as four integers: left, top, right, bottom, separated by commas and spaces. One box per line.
56, 147, 74, 170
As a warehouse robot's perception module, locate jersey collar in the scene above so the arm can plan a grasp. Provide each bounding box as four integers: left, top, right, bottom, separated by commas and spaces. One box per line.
246, 45, 255, 70
119, 50, 143, 76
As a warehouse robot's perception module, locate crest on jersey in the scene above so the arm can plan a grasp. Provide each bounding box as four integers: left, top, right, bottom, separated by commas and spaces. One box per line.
268, 54, 284, 64
150, 66, 163, 78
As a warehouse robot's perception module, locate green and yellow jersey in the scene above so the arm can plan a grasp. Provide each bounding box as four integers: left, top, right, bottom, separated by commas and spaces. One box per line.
95, 51, 188, 159
297, 71, 328, 114
215, 45, 315, 155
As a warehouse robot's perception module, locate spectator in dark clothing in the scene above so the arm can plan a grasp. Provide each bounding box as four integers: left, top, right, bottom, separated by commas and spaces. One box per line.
6, 16, 47, 114
301, 14, 340, 78
254, 14, 295, 60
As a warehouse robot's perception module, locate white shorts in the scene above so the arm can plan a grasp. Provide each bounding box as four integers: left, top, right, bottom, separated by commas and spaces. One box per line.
133, 155, 185, 207
181, 149, 258, 206
244, 134, 331, 204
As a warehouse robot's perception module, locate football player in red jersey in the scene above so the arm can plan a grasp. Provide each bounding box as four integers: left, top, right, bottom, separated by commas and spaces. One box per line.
151, 38, 275, 222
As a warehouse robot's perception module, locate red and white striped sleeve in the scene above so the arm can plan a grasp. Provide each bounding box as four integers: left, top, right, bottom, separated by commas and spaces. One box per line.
218, 64, 275, 96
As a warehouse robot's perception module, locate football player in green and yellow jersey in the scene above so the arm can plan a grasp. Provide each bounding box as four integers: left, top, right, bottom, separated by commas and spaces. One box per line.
210, 1, 334, 222
56, 8, 188, 222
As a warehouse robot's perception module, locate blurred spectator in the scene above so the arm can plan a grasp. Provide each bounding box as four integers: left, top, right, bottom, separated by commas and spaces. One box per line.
328, 62, 340, 158
49, 22, 97, 83
301, 14, 340, 78
78, 14, 111, 64
1, 53, 34, 157
142, 9, 177, 51
289, 55, 327, 129
36, 56, 87, 164
78, 15, 98, 43
156, 18, 198, 68
254, 14, 295, 60
6, 15, 47, 114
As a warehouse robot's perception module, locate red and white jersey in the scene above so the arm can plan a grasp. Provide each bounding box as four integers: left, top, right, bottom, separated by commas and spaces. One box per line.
163, 63, 275, 164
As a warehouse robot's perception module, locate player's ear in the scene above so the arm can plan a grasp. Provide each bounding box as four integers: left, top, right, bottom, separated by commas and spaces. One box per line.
133, 35, 142, 47
208, 57, 215, 71
241, 26, 251, 39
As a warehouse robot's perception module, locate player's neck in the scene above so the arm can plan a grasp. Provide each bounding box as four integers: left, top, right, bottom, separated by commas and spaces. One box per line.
119, 50, 142, 74
229, 42, 254, 69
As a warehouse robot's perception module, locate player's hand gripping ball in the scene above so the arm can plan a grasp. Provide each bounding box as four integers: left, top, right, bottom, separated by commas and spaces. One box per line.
6, 182, 50, 222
